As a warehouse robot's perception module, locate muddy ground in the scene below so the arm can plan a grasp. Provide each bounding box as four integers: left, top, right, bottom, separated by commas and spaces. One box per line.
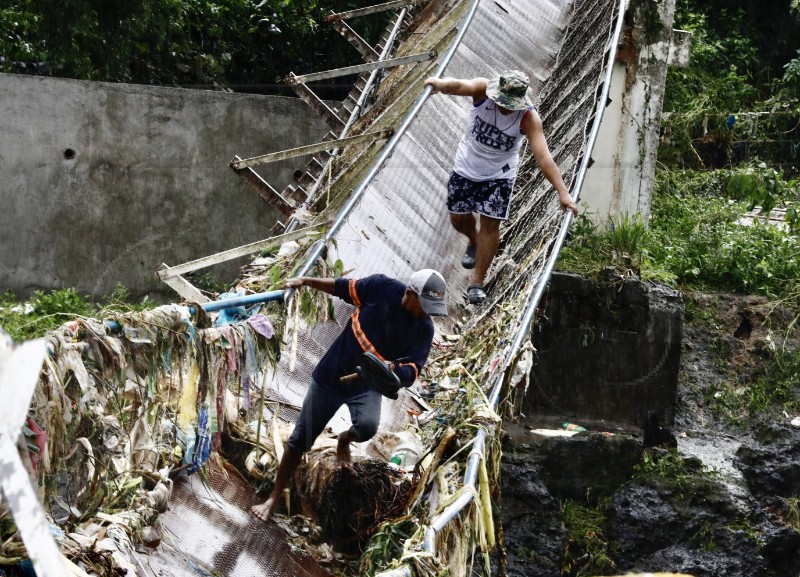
498, 289, 800, 577
677, 291, 799, 433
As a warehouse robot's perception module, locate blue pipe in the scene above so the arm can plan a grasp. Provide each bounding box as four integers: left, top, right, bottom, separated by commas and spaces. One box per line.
104, 290, 286, 333
200, 290, 285, 312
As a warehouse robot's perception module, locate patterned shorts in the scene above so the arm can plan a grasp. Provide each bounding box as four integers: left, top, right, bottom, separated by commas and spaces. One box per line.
447, 172, 515, 220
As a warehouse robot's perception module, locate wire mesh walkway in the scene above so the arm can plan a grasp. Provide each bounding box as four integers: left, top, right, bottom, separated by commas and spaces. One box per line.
5, 1, 626, 576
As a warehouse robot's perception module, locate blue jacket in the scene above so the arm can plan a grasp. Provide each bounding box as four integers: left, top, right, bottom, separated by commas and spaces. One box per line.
312, 274, 434, 388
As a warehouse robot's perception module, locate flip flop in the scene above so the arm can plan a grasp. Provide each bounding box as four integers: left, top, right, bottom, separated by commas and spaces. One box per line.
466, 284, 486, 305
461, 244, 477, 269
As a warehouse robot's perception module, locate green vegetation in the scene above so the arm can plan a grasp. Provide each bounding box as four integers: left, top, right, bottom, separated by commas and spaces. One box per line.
649, 169, 800, 294
0, 0, 390, 98
0, 285, 155, 341
633, 450, 720, 504
659, 0, 800, 173
358, 518, 416, 575
703, 348, 800, 427
780, 496, 800, 530
561, 498, 616, 576
563, 167, 800, 299
635, 449, 689, 481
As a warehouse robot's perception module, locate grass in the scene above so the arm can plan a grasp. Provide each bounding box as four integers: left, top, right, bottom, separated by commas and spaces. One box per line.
0, 284, 157, 342
780, 497, 800, 530
560, 167, 800, 316
561, 498, 616, 576
358, 518, 416, 575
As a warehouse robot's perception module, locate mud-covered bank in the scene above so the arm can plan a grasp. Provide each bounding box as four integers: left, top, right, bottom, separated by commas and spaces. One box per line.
497, 284, 800, 577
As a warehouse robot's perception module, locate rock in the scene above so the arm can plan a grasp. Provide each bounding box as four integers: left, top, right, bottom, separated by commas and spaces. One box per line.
735, 427, 800, 500
644, 412, 678, 449
140, 526, 161, 548
605, 479, 767, 577
497, 453, 564, 577
536, 432, 643, 503
760, 524, 800, 577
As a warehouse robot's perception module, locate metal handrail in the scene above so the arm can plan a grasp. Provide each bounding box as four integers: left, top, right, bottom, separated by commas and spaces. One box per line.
290, 0, 482, 275
418, 0, 630, 566
284, 0, 627, 573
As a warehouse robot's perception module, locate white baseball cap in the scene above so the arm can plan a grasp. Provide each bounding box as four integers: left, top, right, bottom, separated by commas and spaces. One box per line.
408, 269, 448, 316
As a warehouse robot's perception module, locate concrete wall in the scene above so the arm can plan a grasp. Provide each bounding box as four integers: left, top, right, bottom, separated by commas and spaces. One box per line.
525, 272, 684, 428
0, 73, 330, 298
580, 0, 684, 225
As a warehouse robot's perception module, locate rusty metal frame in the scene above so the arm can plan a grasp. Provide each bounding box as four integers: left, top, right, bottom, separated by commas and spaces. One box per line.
157, 269, 211, 303
328, 18, 380, 61
158, 224, 326, 280
229, 154, 296, 217
286, 51, 436, 86
286, 76, 346, 132
325, 0, 422, 22
283, 5, 410, 234
229, 129, 393, 170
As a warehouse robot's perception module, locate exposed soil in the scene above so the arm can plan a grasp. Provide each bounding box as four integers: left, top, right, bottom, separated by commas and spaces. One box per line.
677, 290, 799, 435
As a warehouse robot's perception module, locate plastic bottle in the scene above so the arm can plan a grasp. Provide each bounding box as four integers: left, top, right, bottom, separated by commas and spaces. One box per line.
389, 442, 421, 469
562, 422, 586, 432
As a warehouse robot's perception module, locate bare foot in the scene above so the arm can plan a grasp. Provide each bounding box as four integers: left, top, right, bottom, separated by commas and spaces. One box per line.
251, 498, 275, 523
336, 436, 352, 466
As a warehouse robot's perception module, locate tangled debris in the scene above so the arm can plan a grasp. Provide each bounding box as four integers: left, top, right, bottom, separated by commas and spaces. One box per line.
3, 302, 282, 576
315, 457, 410, 553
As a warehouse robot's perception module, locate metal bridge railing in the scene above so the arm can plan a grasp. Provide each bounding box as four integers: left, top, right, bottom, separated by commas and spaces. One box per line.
266, 0, 627, 572
377, 0, 629, 574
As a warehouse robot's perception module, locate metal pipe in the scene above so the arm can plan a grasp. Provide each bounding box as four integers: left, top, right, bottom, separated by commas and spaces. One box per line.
157, 224, 323, 278
420, 428, 486, 554
104, 290, 286, 334
286, 51, 435, 85
230, 130, 393, 169
325, 0, 420, 22
200, 290, 285, 312
423, 0, 630, 553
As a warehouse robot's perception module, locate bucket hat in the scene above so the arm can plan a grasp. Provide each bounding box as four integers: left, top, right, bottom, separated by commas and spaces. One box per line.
485, 70, 533, 111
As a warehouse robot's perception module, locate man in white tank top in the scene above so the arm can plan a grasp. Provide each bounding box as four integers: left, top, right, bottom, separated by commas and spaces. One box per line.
425, 70, 578, 304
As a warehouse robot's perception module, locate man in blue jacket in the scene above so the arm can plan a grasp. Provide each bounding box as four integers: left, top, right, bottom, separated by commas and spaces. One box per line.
251, 269, 447, 523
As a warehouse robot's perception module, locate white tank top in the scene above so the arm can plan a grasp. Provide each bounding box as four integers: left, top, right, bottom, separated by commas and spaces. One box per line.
452, 99, 531, 181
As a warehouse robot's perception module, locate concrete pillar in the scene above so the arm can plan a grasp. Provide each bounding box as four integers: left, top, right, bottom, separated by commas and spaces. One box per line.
580, 0, 690, 226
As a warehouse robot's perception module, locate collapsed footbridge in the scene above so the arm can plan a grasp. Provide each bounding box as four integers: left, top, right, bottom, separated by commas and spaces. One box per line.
1, 0, 682, 575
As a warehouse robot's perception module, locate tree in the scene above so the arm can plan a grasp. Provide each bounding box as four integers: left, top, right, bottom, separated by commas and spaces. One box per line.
1, 0, 389, 97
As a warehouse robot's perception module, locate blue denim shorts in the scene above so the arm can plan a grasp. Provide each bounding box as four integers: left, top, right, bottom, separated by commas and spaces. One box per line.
447, 172, 514, 220
287, 378, 383, 453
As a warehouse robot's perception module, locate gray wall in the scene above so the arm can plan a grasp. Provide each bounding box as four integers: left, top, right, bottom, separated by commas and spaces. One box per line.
0, 73, 330, 298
